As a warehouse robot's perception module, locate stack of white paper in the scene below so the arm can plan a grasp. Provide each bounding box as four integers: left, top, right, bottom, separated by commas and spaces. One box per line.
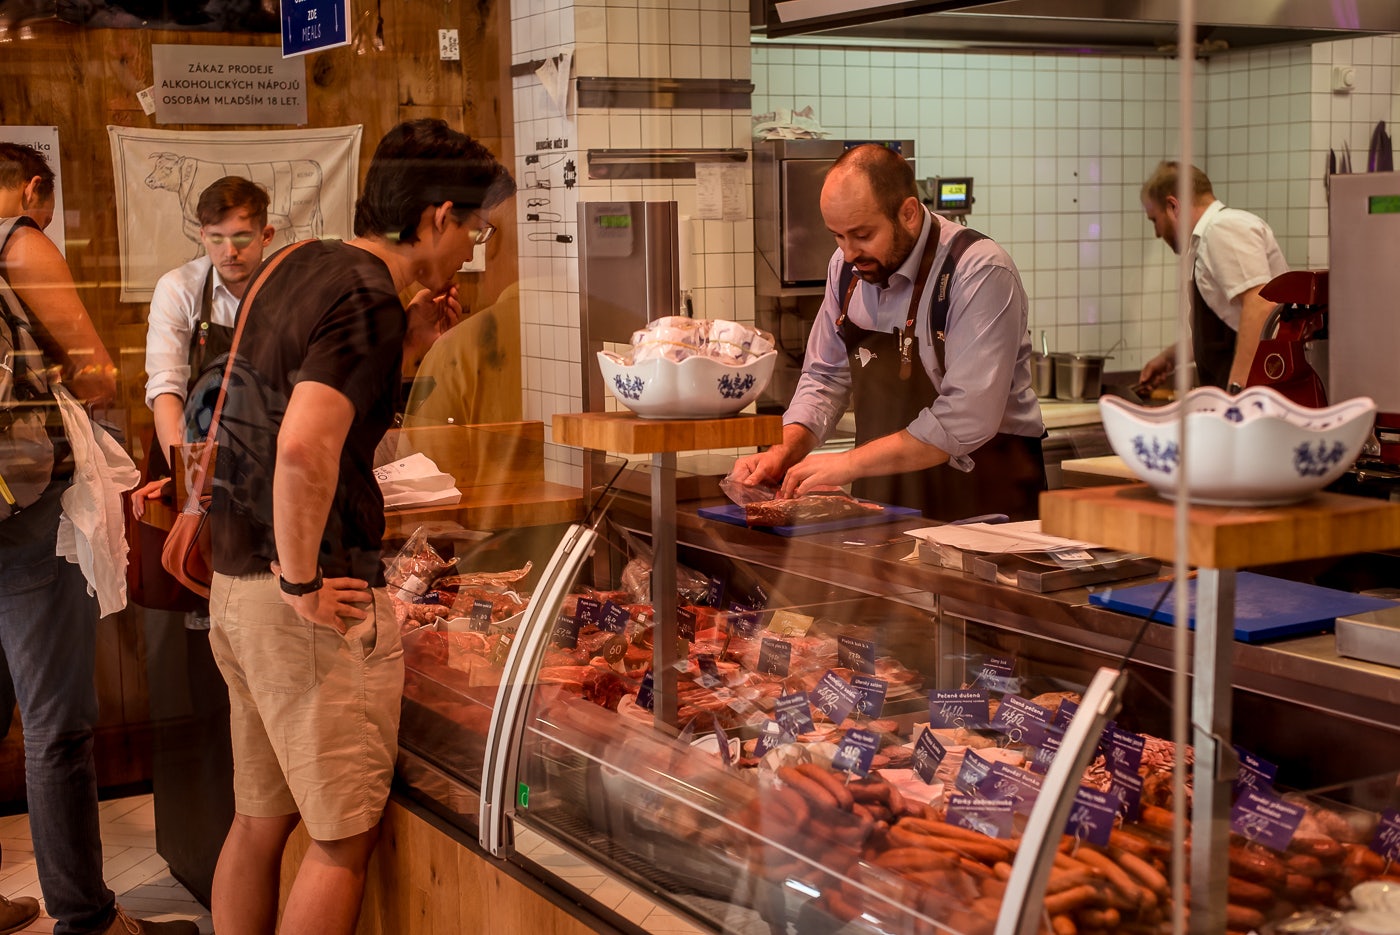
375, 452, 461, 509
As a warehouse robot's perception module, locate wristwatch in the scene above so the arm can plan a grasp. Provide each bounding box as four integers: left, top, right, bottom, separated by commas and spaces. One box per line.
279, 569, 323, 596
1227, 381, 1243, 394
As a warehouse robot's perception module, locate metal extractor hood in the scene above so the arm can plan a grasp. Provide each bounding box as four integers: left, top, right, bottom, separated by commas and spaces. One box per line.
757, 0, 1400, 56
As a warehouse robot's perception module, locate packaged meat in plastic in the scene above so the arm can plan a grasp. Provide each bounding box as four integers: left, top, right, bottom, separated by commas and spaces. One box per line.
719, 469, 779, 506
383, 526, 458, 603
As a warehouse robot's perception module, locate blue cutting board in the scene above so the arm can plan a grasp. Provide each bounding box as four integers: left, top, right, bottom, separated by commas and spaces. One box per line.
697, 500, 920, 537
1089, 572, 1398, 643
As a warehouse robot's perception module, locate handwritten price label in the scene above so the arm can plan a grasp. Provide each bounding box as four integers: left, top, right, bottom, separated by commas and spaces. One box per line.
676, 606, 697, 642
757, 637, 792, 677
574, 598, 602, 628
775, 692, 815, 736
767, 609, 814, 637
831, 728, 880, 777
946, 794, 1014, 839
636, 671, 654, 711
978, 761, 1044, 815
852, 675, 888, 719
600, 601, 630, 633
929, 689, 990, 729
1371, 809, 1400, 863
1233, 745, 1279, 795
837, 636, 877, 674
752, 719, 792, 757
468, 598, 493, 632
550, 615, 580, 649
955, 750, 995, 795
912, 728, 947, 785
989, 694, 1052, 745
977, 655, 1019, 693
1230, 789, 1306, 851
1065, 786, 1120, 846
812, 671, 858, 724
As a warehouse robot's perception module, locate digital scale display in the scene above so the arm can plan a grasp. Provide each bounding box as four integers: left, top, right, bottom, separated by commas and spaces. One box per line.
596, 214, 632, 229
1367, 194, 1400, 214
940, 181, 969, 205
931, 176, 974, 214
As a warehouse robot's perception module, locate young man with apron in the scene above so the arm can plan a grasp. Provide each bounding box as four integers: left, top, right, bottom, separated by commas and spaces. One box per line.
733, 143, 1046, 521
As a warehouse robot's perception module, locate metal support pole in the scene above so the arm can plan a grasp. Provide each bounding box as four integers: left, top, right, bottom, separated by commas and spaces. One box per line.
1189, 567, 1236, 935
651, 451, 679, 729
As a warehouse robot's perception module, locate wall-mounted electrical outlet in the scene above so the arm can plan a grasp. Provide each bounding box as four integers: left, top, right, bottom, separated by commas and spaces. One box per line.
439, 29, 460, 62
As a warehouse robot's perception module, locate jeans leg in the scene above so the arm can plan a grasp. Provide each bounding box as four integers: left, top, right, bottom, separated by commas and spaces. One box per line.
0, 532, 114, 935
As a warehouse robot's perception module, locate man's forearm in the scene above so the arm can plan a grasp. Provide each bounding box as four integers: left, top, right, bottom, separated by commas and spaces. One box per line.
848, 429, 950, 478
272, 438, 338, 584
152, 393, 186, 466
1229, 287, 1274, 387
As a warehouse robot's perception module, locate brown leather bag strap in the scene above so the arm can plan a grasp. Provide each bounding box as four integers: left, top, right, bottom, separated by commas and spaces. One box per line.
179, 240, 312, 512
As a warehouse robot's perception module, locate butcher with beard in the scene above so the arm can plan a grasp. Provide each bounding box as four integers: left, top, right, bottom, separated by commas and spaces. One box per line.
732, 144, 1046, 521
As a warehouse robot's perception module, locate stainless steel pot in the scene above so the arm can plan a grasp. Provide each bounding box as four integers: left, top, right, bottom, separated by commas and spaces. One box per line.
1052, 353, 1109, 401
1031, 352, 1056, 398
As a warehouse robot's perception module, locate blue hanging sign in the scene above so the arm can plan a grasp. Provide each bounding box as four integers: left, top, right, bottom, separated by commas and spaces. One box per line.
281, 0, 351, 59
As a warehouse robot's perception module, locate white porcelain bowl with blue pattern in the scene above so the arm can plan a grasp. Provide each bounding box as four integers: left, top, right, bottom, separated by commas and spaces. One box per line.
1098, 386, 1376, 506
597, 350, 777, 420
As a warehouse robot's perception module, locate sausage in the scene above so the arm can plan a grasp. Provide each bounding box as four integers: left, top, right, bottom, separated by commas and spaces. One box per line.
895, 816, 1018, 856
1046, 869, 1096, 896
960, 856, 998, 879
873, 847, 960, 873
884, 830, 1015, 866
1075, 907, 1120, 930
847, 778, 890, 805
1110, 848, 1169, 897
1290, 835, 1344, 861
1227, 875, 1274, 905
993, 861, 1013, 881
824, 888, 860, 922
886, 782, 908, 818
1051, 915, 1077, 935
1139, 804, 1178, 831
1075, 847, 1143, 908
777, 765, 840, 811
1285, 851, 1325, 878
1344, 843, 1387, 875
980, 876, 1007, 900
795, 762, 855, 811
1226, 903, 1266, 931
1282, 872, 1315, 902
764, 786, 811, 829
1043, 884, 1103, 916
1228, 844, 1287, 888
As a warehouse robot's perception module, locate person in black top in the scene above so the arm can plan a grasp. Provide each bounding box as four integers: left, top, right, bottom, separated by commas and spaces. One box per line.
205, 120, 514, 935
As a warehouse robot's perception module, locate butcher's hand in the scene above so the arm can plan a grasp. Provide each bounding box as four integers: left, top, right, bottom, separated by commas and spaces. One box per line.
129, 477, 171, 520
779, 451, 858, 500
1138, 348, 1175, 390
271, 561, 371, 633
731, 445, 791, 489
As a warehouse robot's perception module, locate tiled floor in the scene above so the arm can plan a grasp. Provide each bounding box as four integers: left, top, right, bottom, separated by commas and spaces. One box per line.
0, 795, 210, 933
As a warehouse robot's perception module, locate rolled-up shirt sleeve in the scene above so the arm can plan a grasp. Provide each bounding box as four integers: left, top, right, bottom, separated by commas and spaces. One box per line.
143, 272, 195, 409
908, 262, 1026, 471
783, 252, 853, 444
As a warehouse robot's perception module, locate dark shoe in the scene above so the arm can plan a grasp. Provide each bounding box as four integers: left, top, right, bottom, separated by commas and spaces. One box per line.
0, 894, 39, 935
99, 904, 199, 935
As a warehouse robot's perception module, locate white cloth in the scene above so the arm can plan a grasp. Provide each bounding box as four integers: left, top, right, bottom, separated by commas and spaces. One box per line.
53, 386, 140, 617
1188, 200, 1288, 332
143, 255, 241, 408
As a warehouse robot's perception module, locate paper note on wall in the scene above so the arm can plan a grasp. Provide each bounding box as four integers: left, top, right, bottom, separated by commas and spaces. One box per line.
696, 163, 747, 221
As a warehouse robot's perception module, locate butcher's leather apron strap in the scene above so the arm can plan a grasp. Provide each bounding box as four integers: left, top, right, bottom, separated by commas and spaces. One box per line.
186, 268, 237, 390
837, 226, 1046, 521
1190, 277, 1235, 390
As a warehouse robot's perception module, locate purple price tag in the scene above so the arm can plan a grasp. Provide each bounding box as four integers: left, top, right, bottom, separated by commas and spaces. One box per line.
469, 598, 493, 632
989, 695, 1053, 744
1065, 786, 1121, 846
752, 719, 792, 757
831, 728, 881, 777
912, 728, 947, 784
575, 597, 602, 628
676, 606, 697, 642
1108, 765, 1144, 822
757, 637, 792, 677
696, 653, 722, 689
551, 615, 580, 649
1052, 698, 1079, 730
977, 655, 1020, 693
713, 716, 733, 768
600, 601, 630, 633
704, 577, 725, 608
978, 761, 1044, 815
1371, 809, 1400, 863
1230, 789, 1306, 850
837, 636, 877, 674
955, 750, 995, 795
812, 671, 859, 724
727, 608, 761, 638
775, 692, 816, 736
929, 689, 991, 729
1028, 732, 1064, 775
636, 671, 655, 711
1105, 728, 1146, 777
1233, 745, 1279, 795
946, 794, 1015, 839
745, 584, 770, 610
852, 675, 888, 719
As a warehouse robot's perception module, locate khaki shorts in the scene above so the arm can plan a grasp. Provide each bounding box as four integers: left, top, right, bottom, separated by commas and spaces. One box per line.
209, 572, 404, 841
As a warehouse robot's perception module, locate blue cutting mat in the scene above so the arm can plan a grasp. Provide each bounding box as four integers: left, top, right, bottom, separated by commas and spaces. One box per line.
1089, 572, 1398, 643
697, 500, 920, 537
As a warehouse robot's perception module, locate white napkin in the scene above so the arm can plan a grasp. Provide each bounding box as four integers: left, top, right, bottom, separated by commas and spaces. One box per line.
376, 452, 462, 509
535, 49, 572, 116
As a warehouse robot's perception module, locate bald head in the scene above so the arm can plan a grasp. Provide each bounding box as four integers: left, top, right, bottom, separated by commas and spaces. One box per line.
821, 144, 925, 287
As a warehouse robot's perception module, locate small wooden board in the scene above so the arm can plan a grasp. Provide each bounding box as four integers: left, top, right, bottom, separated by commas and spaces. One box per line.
1040, 484, 1400, 568
552, 411, 782, 454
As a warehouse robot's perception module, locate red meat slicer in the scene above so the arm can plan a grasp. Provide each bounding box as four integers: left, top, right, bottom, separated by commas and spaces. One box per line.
1245, 269, 1328, 409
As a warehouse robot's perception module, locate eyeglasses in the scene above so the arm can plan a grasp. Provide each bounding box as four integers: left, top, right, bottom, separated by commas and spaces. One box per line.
471, 223, 497, 245
203, 232, 259, 249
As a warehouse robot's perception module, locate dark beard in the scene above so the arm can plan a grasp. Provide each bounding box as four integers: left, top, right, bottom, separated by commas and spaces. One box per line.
853, 223, 920, 286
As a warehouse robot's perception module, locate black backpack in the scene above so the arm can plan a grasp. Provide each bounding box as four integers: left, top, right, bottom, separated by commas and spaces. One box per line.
0, 216, 58, 521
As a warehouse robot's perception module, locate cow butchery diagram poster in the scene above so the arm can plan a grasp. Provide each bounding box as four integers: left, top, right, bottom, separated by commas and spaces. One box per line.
107, 124, 361, 301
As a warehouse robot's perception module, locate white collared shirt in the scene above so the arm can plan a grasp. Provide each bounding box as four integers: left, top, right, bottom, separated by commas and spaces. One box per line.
143, 255, 240, 408
1188, 200, 1288, 331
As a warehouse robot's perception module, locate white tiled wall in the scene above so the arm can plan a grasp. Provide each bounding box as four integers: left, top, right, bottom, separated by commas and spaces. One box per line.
512, 0, 753, 485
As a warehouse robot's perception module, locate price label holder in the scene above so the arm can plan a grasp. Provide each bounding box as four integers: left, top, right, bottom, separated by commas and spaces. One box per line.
550, 615, 581, 649
812, 670, 859, 724
1064, 786, 1121, 846
1232, 744, 1279, 795
946, 794, 1015, 839
468, 598, 494, 632
1027, 730, 1064, 775
978, 761, 1044, 815
955, 750, 995, 795
1230, 789, 1306, 851
977, 655, 1020, 694
574, 597, 602, 629
852, 675, 888, 719
912, 727, 947, 784
727, 608, 762, 639
767, 609, 814, 637
929, 689, 990, 729
775, 691, 816, 736
1108, 765, 1144, 822
1052, 698, 1079, 731
831, 728, 880, 778
1104, 727, 1145, 776
600, 601, 630, 634
837, 635, 877, 674
989, 694, 1053, 745
757, 637, 792, 677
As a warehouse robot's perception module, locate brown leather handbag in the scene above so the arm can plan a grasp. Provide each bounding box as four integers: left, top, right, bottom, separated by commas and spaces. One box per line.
124, 430, 205, 611
161, 241, 310, 598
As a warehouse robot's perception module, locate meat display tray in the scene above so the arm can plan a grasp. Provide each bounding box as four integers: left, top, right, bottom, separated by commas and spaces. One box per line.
696, 501, 920, 537
1088, 572, 1399, 643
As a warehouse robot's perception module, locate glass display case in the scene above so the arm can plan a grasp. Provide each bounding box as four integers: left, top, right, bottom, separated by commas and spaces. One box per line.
389, 485, 1400, 935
